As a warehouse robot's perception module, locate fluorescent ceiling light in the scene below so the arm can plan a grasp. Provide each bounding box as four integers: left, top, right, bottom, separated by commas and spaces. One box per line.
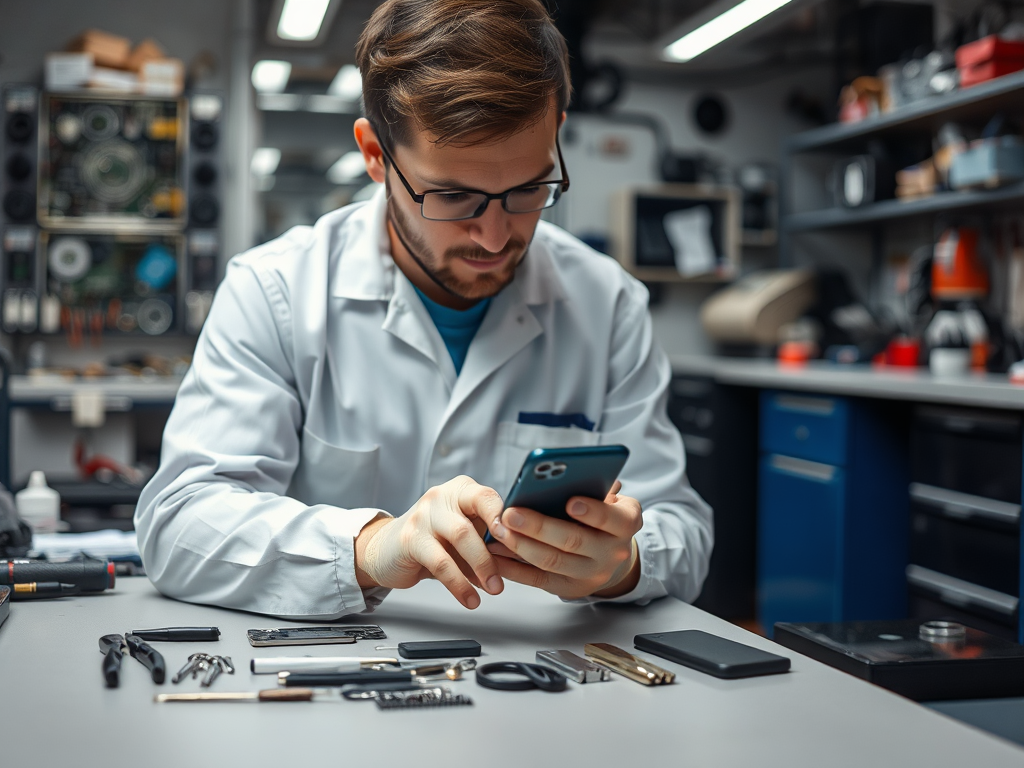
328, 65, 362, 100
327, 151, 367, 184
257, 92, 304, 111
278, 0, 332, 41
664, 0, 793, 62
251, 60, 292, 93
251, 147, 282, 177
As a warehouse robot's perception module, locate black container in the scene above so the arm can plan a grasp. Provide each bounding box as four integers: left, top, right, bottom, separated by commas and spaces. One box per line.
774, 619, 1024, 701
910, 504, 1020, 596
911, 407, 1022, 503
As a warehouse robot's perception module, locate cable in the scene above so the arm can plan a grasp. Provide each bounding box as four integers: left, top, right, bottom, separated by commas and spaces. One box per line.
475, 662, 567, 692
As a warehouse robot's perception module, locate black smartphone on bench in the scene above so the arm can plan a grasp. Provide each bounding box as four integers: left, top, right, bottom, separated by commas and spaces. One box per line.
484, 445, 630, 544
634, 630, 791, 679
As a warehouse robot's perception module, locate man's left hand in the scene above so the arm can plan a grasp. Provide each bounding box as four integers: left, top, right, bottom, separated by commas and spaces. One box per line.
484, 481, 643, 599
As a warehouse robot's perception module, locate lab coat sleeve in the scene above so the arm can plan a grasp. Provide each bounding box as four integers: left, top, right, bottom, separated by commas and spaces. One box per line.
134, 258, 388, 619
572, 279, 714, 606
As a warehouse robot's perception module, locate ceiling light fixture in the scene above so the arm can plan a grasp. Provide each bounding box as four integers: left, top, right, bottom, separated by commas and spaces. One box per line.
278, 0, 332, 41
328, 64, 362, 101
251, 147, 282, 177
664, 0, 794, 62
251, 60, 292, 93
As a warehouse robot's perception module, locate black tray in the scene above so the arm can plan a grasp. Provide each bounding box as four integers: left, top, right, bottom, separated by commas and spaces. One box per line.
0, 585, 9, 630
774, 619, 1024, 701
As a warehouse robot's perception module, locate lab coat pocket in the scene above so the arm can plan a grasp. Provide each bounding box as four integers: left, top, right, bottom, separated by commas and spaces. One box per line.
287, 426, 380, 509
495, 421, 602, 496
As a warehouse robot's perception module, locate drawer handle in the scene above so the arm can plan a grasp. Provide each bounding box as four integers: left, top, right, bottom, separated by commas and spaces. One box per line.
774, 394, 836, 416
909, 483, 1021, 526
769, 454, 836, 482
906, 564, 1018, 618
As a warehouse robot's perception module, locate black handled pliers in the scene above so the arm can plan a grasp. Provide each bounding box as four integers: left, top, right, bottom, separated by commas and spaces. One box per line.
99, 633, 166, 687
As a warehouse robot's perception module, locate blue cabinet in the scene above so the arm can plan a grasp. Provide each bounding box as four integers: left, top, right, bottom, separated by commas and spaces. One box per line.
757, 390, 908, 635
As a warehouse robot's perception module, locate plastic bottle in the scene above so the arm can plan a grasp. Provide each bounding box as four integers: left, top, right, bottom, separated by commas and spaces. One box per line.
16, 471, 61, 534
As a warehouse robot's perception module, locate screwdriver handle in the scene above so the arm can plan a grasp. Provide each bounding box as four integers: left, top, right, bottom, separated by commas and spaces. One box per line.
258, 688, 315, 702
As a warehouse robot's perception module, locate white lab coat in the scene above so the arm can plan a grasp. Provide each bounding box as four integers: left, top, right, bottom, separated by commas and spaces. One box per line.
135, 188, 713, 618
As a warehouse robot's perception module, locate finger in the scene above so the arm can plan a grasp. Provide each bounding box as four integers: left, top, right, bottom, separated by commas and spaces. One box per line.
606, 480, 622, 501
493, 557, 586, 599
487, 542, 527, 563
454, 476, 505, 527
442, 541, 483, 589
434, 512, 504, 595
566, 494, 643, 538
490, 523, 591, 578
414, 537, 481, 609
499, 506, 607, 558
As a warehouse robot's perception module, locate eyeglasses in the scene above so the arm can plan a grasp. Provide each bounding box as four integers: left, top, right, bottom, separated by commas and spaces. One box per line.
378, 136, 570, 222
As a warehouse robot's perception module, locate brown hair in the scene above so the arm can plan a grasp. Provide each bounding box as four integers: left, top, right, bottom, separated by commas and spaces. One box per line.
355, 0, 571, 147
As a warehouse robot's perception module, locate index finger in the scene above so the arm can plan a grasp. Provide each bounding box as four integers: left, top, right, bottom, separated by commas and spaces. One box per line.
455, 477, 505, 527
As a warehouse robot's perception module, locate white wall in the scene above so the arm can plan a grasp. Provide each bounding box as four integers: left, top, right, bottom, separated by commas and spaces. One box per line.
559, 66, 833, 357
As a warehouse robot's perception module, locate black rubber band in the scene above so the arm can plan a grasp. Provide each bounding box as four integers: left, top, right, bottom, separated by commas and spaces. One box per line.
476, 662, 567, 692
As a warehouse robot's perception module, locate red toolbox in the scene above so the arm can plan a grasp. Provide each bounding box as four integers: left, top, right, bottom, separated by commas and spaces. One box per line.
957, 35, 1024, 87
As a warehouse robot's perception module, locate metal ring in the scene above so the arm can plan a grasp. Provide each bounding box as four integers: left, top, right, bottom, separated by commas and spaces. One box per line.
476, 662, 567, 692
919, 621, 966, 641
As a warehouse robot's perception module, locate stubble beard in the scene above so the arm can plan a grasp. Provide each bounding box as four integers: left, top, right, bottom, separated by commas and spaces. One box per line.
387, 189, 529, 303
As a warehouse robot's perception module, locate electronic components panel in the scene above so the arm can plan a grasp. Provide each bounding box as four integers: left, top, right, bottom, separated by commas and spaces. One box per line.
37, 230, 183, 344
38, 93, 186, 231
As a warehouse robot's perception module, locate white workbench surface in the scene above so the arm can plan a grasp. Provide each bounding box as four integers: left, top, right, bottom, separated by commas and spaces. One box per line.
0, 578, 1021, 767
671, 355, 1024, 410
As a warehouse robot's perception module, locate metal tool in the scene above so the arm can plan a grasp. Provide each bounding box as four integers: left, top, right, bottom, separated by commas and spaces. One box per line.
125, 633, 166, 684
375, 688, 473, 710
536, 649, 612, 683
250, 656, 399, 675
172, 653, 235, 687
584, 643, 675, 686
156, 688, 332, 703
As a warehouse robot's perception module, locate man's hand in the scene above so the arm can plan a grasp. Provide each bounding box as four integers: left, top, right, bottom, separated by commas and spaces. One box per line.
485, 481, 643, 600
354, 476, 506, 609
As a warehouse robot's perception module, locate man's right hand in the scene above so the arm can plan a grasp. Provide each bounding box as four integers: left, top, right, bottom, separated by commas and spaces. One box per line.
354, 476, 506, 608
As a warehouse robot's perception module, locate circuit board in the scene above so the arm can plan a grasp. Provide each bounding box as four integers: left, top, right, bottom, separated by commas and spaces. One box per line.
39, 94, 186, 229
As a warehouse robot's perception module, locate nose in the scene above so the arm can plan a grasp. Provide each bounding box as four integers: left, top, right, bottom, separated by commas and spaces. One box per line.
466, 199, 512, 254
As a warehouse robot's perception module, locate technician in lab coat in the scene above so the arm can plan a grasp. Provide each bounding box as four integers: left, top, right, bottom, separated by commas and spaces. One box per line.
135, 0, 712, 618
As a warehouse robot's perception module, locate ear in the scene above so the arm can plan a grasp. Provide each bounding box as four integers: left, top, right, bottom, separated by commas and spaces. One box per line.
559, 110, 567, 127
354, 118, 386, 184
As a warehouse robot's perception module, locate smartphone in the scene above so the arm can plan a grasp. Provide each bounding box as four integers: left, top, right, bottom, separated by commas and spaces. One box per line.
484, 445, 629, 543
633, 630, 791, 679
247, 625, 387, 647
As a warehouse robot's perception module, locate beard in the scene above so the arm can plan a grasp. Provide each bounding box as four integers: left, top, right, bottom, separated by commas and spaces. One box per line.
387, 188, 529, 303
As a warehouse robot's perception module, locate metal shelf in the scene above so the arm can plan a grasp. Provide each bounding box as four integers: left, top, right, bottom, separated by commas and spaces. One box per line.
787, 70, 1024, 153
784, 182, 1024, 232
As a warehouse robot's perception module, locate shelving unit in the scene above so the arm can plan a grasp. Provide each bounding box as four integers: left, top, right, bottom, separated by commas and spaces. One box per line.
780, 71, 1024, 263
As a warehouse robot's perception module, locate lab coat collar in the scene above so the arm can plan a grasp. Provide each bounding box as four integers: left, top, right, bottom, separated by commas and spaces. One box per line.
330, 186, 567, 306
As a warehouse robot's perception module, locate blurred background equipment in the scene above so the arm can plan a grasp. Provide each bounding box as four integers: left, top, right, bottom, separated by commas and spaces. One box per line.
700, 269, 816, 349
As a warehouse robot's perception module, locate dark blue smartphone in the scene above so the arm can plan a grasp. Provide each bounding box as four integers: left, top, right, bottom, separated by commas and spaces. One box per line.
484, 445, 630, 543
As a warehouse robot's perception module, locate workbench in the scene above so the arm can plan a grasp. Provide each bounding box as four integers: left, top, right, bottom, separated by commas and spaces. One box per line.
1, 578, 1021, 766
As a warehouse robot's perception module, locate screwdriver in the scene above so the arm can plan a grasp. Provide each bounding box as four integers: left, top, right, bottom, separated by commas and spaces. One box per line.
11, 582, 80, 600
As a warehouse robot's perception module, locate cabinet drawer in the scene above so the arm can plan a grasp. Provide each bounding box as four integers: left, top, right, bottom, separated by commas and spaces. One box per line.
911, 407, 1022, 503
761, 391, 848, 465
910, 502, 1020, 596
758, 454, 845, 629
906, 565, 1019, 630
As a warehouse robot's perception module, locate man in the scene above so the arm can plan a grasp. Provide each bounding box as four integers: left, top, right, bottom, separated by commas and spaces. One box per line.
135, 0, 712, 618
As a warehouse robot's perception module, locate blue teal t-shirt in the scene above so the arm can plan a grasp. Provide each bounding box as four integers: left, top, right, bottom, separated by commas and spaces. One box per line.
413, 286, 491, 375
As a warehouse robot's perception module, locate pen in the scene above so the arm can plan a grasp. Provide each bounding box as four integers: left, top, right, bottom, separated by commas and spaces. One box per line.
130, 626, 221, 642
11, 582, 80, 600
